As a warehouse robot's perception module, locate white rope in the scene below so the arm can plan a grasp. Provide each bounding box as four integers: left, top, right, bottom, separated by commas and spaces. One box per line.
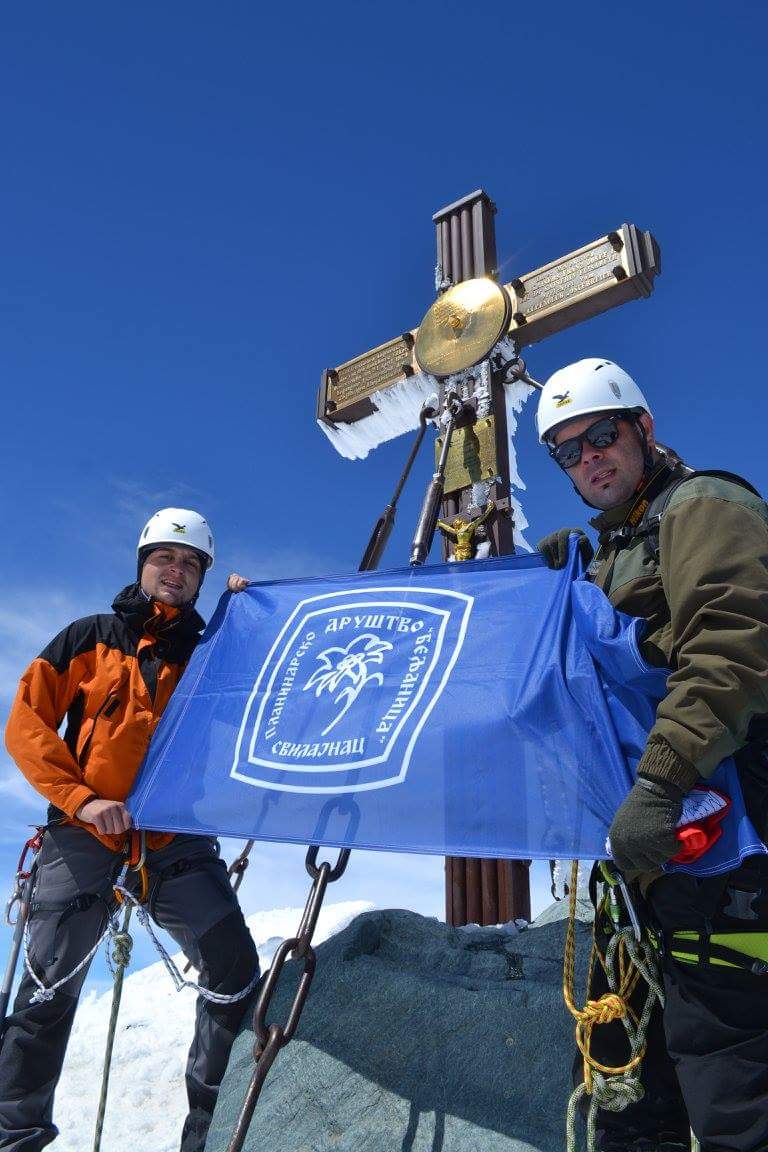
112, 884, 260, 1005
24, 912, 117, 1004
24, 869, 259, 1007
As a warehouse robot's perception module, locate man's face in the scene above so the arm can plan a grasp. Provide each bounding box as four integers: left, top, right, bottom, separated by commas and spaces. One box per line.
551, 410, 655, 510
141, 545, 202, 607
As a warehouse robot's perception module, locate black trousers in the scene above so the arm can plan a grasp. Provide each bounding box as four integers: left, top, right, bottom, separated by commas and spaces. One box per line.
0, 825, 259, 1152
584, 855, 768, 1152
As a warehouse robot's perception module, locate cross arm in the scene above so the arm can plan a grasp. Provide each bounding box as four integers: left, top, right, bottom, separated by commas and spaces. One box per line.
318, 223, 659, 433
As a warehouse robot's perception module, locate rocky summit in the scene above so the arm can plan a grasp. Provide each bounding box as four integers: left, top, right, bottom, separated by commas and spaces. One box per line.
206, 900, 594, 1152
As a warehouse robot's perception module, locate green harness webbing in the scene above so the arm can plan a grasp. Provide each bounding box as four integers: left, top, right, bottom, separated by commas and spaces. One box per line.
668, 929, 768, 975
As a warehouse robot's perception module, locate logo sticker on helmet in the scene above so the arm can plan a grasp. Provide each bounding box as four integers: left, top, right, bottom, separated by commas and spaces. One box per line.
172, 523, 187, 534
553, 391, 572, 408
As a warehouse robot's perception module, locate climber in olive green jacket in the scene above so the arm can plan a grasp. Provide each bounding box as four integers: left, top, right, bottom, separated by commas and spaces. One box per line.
536, 358, 768, 1152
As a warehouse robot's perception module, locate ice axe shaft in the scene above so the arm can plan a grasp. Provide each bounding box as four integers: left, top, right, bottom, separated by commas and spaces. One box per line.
0, 862, 37, 1028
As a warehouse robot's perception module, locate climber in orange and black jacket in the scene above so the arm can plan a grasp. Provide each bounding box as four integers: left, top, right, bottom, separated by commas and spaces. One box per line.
0, 508, 255, 1152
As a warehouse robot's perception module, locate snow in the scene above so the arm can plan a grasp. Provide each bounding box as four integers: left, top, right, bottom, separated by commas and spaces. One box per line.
52, 900, 372, 1152
317, 375, 438, 461
318, 346, 536, 554
503, 376, 535, 552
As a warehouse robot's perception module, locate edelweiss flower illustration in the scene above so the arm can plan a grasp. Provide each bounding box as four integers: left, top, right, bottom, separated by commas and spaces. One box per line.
304, 633, 393, 735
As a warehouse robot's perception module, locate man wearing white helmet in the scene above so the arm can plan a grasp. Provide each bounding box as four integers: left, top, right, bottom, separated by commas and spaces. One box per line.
0, 509, 255, 1152
536, 360, 768, 1152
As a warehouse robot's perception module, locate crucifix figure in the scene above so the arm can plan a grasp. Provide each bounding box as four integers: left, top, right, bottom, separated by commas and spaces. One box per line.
318, 190, 660, 926
437, 500, 495, 562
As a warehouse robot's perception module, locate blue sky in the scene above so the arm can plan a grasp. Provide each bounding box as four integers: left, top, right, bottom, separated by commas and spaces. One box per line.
1, 2, 767, 977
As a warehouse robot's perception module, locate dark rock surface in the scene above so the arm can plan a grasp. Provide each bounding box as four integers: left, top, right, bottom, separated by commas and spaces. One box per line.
206, 901, 593, 1152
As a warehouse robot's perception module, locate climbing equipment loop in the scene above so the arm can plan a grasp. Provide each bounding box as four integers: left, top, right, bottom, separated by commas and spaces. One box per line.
23, 909, 116, 1005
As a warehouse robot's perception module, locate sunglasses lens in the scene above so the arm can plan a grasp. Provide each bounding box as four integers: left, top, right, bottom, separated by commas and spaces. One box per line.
553, 439, 582, 469
552, 417, 622, 468
586, 418, 620, 448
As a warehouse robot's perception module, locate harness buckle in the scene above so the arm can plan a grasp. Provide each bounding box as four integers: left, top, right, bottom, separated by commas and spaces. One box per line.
609, 526, 633, 543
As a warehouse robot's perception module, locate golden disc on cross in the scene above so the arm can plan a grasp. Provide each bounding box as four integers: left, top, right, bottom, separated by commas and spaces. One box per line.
414, 278, 511, 378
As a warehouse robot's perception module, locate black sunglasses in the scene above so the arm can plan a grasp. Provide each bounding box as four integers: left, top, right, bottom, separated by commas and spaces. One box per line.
549, 414, 633, 470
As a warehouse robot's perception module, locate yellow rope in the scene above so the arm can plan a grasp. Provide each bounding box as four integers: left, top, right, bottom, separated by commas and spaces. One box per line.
562, 861, 645, 1093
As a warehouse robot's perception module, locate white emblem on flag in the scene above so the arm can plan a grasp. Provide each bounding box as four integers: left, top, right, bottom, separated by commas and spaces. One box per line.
231, 586, 473, 794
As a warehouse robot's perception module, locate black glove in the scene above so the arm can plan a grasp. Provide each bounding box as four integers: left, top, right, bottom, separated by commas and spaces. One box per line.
608, 777, 684, 874
536, 528, 594, 570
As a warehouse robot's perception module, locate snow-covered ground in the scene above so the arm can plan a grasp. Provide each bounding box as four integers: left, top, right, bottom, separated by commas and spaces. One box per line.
53, 900, 372, 1152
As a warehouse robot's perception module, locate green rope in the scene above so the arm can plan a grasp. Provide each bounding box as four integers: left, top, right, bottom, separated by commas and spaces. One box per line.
92, 904, 133, 1152
566, 926, 664, 1152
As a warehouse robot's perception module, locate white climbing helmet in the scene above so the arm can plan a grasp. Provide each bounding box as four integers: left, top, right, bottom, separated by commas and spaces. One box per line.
137, 508, 215, 569
536, 359, 651, 444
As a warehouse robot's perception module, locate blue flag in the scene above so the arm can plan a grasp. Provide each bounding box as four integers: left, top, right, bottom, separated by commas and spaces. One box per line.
128, 540, 765, 873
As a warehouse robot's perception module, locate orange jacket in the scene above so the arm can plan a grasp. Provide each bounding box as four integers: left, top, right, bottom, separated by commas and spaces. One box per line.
4, 583, 205, 853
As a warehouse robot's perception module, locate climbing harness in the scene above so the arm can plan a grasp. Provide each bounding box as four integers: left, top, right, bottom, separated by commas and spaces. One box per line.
225, 843, 350, 1152
604, 467, 760, 564
1, 827, 44, 1026
563, 860, 665, 1152
666, 928, 768, 974
22, 832, 143, 1007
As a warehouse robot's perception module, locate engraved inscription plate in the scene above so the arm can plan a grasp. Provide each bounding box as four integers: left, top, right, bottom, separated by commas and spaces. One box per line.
504, 225, 659, 348
437, 417, 499, 495
513, 237, 620, 319
330, 335, 416, 410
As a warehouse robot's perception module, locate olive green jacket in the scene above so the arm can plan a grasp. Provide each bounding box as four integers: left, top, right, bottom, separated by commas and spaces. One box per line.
589, 461, 768, 794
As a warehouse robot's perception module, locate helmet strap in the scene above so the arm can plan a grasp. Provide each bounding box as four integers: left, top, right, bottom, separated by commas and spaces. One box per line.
632, 414, 656, 474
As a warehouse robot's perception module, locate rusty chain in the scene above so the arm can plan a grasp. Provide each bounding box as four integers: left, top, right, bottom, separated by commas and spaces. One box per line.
228, 839, 255, 893
225, 843, 350, 1152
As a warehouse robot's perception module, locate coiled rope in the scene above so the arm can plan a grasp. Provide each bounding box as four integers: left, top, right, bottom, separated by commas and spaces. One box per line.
562, 860, 664, 1152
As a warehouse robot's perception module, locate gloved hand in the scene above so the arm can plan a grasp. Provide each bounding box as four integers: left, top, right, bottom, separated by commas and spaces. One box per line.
608, 777, 684, 874
535, 528, 594, 570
